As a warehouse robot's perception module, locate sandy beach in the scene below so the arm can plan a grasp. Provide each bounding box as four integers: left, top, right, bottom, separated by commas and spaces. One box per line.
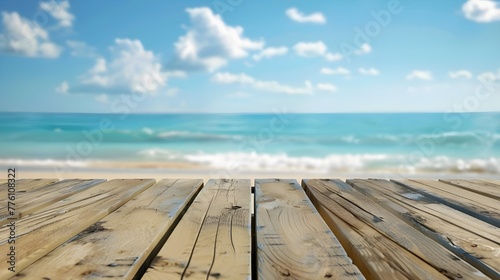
5, 162, 498, 183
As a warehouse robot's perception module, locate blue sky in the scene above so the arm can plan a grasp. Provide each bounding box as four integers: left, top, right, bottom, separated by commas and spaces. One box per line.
0, 0, 499, 113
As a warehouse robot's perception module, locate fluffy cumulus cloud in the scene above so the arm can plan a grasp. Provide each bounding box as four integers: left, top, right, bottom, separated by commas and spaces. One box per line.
212, 72, 314, 95
406, 70, 433, 80
463, 0, 500, 22
449, 70, 472, 79
320, 67, 350, 76
252, 46, 288, 61
69, 38, 183, 95
359, 67, 380, 76
0, 12, 61, 58
171, 7, 264, 72
40, 0, 75, 28
286, 7, 326, 24
316, 83, 337, 93
354, 43, 372, 55
293, 41, 342, 61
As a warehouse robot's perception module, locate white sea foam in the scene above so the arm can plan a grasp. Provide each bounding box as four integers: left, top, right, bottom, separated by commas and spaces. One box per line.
181, 152, 500, 174
0, 158, 88, 168
1, 152, 498, 175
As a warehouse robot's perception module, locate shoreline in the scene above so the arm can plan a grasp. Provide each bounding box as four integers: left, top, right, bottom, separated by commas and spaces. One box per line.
3, 164, 498, 182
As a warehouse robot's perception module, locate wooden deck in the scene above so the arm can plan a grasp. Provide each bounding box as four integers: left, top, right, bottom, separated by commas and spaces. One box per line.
1, 178, 499, 279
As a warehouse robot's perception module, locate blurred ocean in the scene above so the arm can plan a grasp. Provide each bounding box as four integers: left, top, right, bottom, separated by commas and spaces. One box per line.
0, 112, 499, 175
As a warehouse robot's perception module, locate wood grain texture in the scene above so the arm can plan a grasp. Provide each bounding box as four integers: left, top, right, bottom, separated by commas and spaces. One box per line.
305, 180, 448, 280
256, 179, 363, 280
394, 179, 500, 227
143, 179, 251, 280
303, 179, 487, 280
479, 179, 500, 187
347, 179, 500, 279
14, 179, 203, 280
439, 179, 500, 200
0, 178, 58, 198
0, 179, 155, 280
0, 179, 105, 225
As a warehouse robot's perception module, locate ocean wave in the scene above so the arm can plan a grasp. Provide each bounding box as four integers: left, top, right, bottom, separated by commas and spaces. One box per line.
4, 124, 500, 147
181, 152, 500, 174
1, 153, 498, 174
282, 131, 500, 147
0, 158, 88, 168
156, 131, 243, 141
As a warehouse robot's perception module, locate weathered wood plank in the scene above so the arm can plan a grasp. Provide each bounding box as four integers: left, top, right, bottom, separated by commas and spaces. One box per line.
347, 179, 500, 279
256, 179, 363, 280
478, 179, 500, 187
0, 178, 58, 197
143, 179, 251, 280
0, 179, 155, 279
14, 179, 203, 280
0, 179, 105, 226
305, 180, 448, 280
394, 179, 500, 227
304, 179, 487, 280
439, 179, 500, 200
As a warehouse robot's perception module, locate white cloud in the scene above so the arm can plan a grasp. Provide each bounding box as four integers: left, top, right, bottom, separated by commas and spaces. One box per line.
293, 41, 342, 61
463, 0, 500, 22
320, 67, 350, 76
285, 7, 326, 24
294, 41, 326, 57
66, 40, 98, 58
40, 0, 75, 28
354, 43, 372, 55
406, 70, 433, 80
477, 71, 498, 81
359, 67, 380, 76
324, 52, 343, 62
212, 72, 314, 95
172, 7, 264, 72
449, 70, 472, 79
56, 81, 69, 94
0, 12, 61, 58
316, 83, 337, 93
253, 47, 288, 61
73, 38, 182, 95
95, 94, 109, 104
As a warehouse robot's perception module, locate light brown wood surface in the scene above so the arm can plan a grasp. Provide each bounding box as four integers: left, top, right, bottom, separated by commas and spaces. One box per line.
0, 179, 105, 225
394, 179, 500, 227
305, 179, 448, 280
478, 179, 500, 186
256, 179, 363, 280
0, 179, 155, 279
0, 178, 58, 198
14, 179, 203, 280
303, 179, 487, 280
347, 179, 500, 279
143, 179, 251, 280
439, 179, 500, 200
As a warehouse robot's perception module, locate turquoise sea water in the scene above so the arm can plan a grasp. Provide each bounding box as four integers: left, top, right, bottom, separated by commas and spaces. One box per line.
0, 112, 499, 174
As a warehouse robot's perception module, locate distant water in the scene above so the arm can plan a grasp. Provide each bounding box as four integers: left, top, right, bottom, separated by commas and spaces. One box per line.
0, 112, 499, 175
